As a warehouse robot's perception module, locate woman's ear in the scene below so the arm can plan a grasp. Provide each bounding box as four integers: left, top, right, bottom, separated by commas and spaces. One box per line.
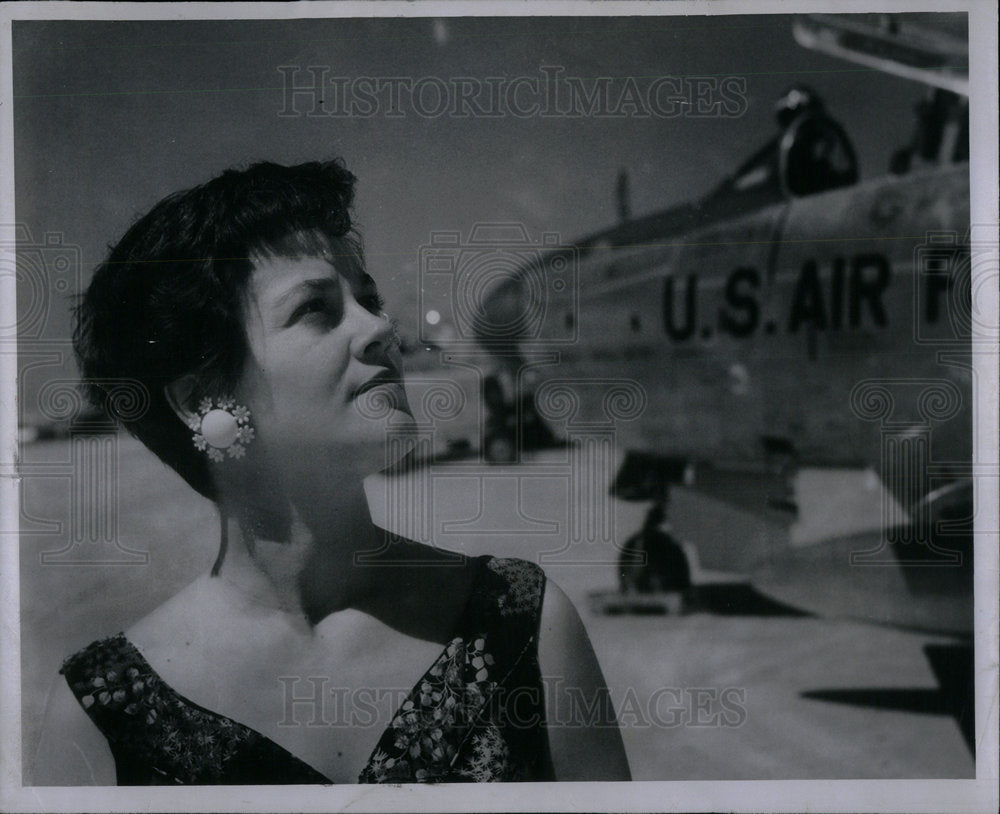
164, 374, 200, 428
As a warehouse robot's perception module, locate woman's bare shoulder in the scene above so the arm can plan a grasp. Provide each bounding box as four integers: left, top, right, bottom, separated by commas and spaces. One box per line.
125, 572, 205, 630
36, 573, 275, 786
536, 576, 633, 781
123, 572, 235, 673
32, 672, 116, 785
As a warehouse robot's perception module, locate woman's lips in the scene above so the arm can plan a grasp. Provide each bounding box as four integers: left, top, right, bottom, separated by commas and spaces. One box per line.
352, 370, 410, 416
352, 369, 401, 400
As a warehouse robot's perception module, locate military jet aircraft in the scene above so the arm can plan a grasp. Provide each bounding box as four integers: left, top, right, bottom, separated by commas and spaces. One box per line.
444, 13, 978, 638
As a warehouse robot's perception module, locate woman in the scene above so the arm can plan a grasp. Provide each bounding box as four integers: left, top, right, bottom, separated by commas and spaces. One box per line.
34, 160, 631, 785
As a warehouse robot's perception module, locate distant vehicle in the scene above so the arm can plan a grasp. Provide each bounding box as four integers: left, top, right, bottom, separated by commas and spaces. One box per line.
472, 14, 976, 637
19, 405, 117, 444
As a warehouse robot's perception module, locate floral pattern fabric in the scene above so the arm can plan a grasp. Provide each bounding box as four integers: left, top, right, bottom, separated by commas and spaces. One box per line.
60, 634, 326, 784
488, 557, 546, 617
60, 555, 549, 785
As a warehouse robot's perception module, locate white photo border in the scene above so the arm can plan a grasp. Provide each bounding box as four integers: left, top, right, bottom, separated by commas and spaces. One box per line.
1, 1, 996, 812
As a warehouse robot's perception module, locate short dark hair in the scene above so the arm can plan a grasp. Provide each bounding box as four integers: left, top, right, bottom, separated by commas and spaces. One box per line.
73, 160, 362, 500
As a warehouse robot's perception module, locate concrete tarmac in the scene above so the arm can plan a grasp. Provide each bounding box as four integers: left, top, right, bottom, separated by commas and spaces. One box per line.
18, 437, 973, 782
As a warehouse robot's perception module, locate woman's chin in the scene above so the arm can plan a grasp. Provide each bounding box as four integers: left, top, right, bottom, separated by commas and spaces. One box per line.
336, 413, 420, 472
379, 431, 424, 474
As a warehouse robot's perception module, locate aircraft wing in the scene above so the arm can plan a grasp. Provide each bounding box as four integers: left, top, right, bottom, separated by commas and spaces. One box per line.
616, 455, 901, 573
612, 451, 972, 635
793, 13, 969, 96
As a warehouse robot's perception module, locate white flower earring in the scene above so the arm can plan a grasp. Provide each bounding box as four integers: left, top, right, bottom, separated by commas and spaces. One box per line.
189, 396, 255, 462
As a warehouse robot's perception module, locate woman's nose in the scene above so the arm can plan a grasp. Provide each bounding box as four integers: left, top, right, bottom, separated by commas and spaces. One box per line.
350, 302, 395, 360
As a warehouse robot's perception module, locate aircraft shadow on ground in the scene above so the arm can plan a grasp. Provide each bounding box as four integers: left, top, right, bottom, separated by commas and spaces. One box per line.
801, 643, 974, 754
688, 582, 813, 617
382, 435, 572, 474
591, 582, 811, 618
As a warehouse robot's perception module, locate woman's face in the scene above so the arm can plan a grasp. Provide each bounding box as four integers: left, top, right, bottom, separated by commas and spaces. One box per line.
236, 252, 414, 476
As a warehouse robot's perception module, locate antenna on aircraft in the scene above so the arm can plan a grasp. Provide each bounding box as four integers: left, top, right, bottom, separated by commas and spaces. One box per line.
616, 168, 631, 223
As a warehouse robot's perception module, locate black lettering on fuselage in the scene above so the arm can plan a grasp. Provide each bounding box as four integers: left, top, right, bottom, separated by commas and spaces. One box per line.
720, 267, 760, 337
663, 274, 697, 341
849, 254, 890, 327
830, 257, 846, 330
788, 259, 826, 333
657, 253, 890, 343
924, 270, 951, 323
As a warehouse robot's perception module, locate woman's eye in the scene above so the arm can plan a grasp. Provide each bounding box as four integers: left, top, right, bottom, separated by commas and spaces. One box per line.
360, 292, 386, 315
301, 299, 326, 315
290, 298, 333, 324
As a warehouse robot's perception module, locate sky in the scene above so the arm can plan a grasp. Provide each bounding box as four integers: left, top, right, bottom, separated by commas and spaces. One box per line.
12, 12, 963, 421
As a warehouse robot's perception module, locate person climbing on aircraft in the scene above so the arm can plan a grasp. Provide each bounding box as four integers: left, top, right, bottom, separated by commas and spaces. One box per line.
775, 84, 858, 196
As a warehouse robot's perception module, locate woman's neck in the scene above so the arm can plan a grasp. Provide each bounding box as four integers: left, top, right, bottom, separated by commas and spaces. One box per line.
213, 477, 391, 627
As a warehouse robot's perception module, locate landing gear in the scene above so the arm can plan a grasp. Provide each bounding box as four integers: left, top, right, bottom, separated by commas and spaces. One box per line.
484, 432, 516, 464
618, 500, 692, 598
583, 498, 694, 616
482, 373, 558, 464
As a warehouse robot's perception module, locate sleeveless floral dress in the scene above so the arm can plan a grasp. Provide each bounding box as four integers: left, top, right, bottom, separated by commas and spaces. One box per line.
60, 555, 550, 784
